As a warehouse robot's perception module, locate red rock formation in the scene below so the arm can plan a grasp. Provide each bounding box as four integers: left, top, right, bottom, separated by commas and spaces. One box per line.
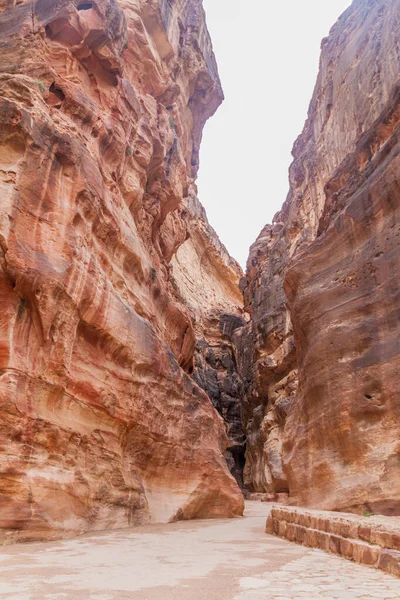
239, 0, 400, 515
0, 0, 244, 543
170, 193, 247, 486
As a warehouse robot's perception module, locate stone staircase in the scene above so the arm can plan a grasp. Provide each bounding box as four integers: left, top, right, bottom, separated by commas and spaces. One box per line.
266, 506, 400, 578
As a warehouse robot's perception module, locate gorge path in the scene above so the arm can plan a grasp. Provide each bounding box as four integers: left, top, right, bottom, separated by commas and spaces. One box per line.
1, 502, 399, 600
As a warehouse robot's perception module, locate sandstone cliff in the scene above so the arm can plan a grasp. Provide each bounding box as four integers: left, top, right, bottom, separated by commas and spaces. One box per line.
239, 0, 400, 515
0, 0, 244, 543
170, 193, 247, 487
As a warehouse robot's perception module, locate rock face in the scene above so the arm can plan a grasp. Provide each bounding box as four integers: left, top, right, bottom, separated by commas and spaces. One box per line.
0, 0, 244, 543
239, 0, 400, 515
170, 196, 247, 487
193, 314, 247, 488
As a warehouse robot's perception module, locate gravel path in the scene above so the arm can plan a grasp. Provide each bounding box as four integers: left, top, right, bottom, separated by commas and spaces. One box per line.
0, 502, 399, 599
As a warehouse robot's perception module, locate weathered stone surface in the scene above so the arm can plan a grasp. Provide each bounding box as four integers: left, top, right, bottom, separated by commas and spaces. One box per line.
266, 506, 400, 577
244, 492, 289, 505
0, 0, 244, 543
238, 0, 400, 514
170, 199, 247, 487
245, 493, 275, 503
5, 502, 400, 599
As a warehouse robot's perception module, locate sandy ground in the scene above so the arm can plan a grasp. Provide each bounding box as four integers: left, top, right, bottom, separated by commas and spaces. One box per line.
0, 502, 400, 599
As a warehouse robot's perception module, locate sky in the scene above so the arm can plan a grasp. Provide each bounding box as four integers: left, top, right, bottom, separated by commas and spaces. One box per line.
197, 0, 353, 269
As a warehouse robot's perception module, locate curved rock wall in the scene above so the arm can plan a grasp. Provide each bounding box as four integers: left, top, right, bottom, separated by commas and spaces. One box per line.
0, 0, 244, 543
240, 0, 400, 515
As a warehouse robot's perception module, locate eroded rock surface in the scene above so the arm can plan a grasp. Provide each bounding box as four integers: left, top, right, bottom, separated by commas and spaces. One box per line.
170, 194, 247, 487
239, 0, 400, 514
0, 0, 244, 543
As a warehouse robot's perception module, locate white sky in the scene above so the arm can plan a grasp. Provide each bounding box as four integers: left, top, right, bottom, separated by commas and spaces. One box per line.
197, 0, 352, 268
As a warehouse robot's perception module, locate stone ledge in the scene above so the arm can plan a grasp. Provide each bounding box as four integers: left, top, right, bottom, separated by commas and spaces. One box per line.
266, 507, 400, 578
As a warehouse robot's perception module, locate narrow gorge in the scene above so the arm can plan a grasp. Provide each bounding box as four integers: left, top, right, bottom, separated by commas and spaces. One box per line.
0, 0, 399, 547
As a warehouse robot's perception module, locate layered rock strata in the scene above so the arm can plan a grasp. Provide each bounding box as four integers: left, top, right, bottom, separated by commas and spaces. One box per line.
192, 314, 247, 488
239, 0, 400, 514
0, 0, 244, 543
170, 208, 247, 486
266, 506, 400, 578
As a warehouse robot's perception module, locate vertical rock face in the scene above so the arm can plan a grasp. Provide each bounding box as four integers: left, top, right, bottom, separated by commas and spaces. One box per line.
193, 311, 247, 488
240, 0, 400, 515
0, 0, 244, 543
170, 195, 247, 487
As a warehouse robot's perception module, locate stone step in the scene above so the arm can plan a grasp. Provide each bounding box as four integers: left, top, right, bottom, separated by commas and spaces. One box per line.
266, 507, 400, 578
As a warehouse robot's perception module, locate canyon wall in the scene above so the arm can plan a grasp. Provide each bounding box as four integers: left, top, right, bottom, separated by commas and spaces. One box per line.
239, 0, 400, 515
0, 0, 244, 543
170, 194, 247, 487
